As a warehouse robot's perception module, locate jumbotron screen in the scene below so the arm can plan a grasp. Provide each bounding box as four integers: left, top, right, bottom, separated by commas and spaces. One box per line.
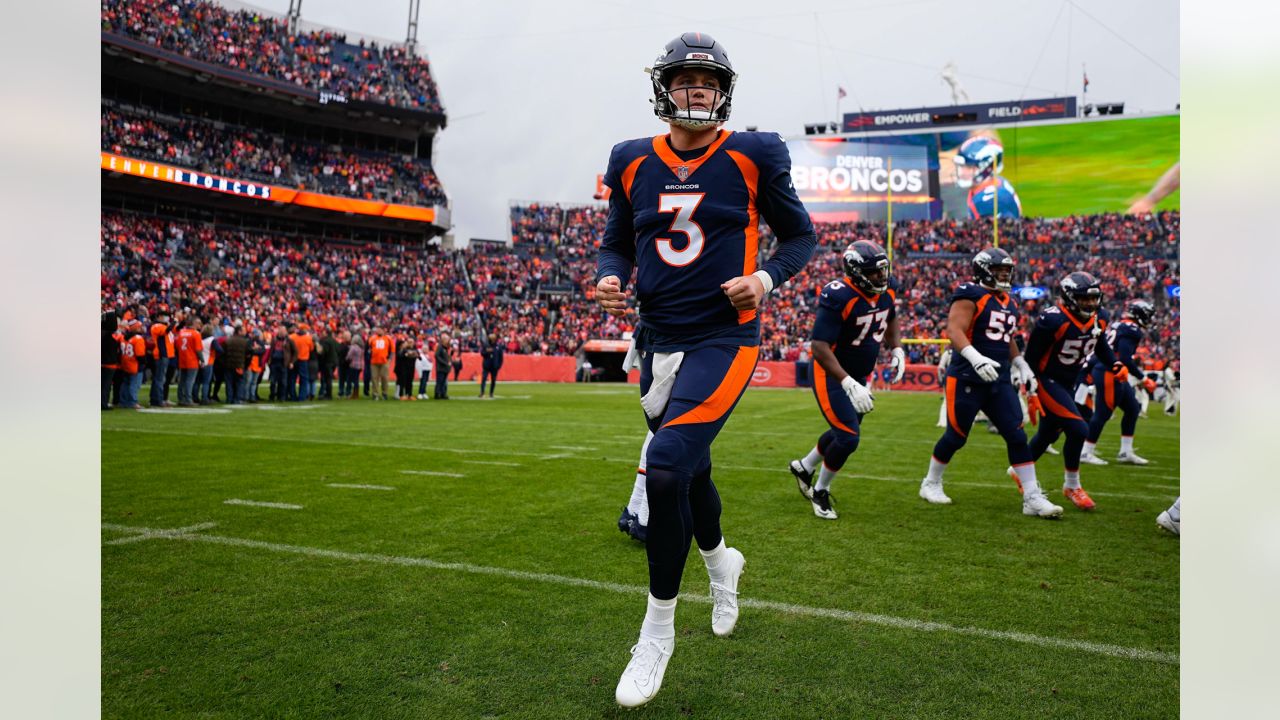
786, 113, 1179, 222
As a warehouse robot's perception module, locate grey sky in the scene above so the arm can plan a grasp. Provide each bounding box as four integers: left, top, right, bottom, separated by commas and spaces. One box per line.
246, 0, 1179, 243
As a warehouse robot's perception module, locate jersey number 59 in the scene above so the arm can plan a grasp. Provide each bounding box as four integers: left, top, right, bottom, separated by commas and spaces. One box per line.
656, 193, 706, 267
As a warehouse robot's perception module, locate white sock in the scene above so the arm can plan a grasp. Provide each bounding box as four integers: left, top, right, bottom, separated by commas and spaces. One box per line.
1082, 441, 1097, 457
1012, 463, 1041, 496
815, 463, 837, 493
1168, 496, 1181, 522
801, 445, 823, 473
1120, 436, 1134, 453
1064, 470, 1081, 490
938, 401, 948, 426
926, 457, 947, 483
627, 473, 648, 523
699, 539, 729, 584
640, 594, 677, 645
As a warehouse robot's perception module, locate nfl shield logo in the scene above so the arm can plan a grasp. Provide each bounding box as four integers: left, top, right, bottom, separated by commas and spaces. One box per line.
676, 165, 690, 182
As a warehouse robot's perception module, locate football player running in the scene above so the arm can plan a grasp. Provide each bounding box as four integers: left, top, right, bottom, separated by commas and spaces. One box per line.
596, 32, 817, 708
788, 240, 904, 520
1016, 272, 1126, 510
918, 248, 1062, 518
1080, 300, 1157, 465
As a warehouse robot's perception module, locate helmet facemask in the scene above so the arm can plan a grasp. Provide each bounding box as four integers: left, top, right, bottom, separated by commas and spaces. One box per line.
650, 64, 735, 130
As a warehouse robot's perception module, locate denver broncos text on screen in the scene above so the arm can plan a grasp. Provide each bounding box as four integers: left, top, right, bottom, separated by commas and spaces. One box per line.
596, 129, 816, 351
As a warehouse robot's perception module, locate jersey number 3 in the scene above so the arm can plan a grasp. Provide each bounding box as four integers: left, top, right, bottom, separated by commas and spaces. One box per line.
656, 193, 706, 267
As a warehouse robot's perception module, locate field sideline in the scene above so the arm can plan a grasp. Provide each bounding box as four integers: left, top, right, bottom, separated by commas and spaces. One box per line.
102, 382, 1179, 719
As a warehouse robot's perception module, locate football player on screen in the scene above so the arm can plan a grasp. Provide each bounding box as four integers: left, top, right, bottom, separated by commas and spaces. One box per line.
787, 240, 905, 520
954, 136, 1022, 219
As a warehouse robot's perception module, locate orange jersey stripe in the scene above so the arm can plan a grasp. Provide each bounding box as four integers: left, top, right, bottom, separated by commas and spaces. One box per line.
663, 345, 760, 428
946, 375, 967, 438
1036, 385, 1083, 421
812, 363, 857, 435
727, 149, 761, 326
620, 154, 646, 203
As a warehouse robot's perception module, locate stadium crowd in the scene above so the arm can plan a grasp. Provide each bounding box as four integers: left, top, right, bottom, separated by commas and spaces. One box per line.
100, 205, 1180, 407
102, 0, 443, 113
102, 105, 446, 205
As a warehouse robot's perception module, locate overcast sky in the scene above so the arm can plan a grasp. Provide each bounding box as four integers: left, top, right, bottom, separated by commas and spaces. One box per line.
245, 0, 1179, 242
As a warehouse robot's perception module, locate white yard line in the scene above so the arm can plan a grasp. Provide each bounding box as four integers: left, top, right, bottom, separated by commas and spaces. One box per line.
103, 522, 218, 545
400, 470, 466, 478
105, 427, 573, 459
224, 499, 303, 510
101, 523, 1178, 665
326, 483, 396, 491
462, 460, 521, 467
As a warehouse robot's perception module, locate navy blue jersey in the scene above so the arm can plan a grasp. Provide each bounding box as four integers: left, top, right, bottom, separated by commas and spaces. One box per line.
1026, 305, 1117, 386
811, 278, 897, 381
596, 130, 816, 351
1086, 318, 1145, 377
966, 177, 1022, 219
948, 283, 1018, 383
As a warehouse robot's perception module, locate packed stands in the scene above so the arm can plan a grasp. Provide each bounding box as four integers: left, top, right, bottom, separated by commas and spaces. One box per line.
102, 103, 446, 205
101, 0, 443, 113
102, 204, 1180, 368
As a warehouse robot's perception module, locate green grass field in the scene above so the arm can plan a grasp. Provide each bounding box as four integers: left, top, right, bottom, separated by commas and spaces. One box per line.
102, 383, 1179, 719
1001, 114, 1180, 217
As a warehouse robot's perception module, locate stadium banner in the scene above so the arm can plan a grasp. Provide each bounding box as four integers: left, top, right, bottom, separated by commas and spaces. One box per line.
785, 138, 938, 223
749, 361, 797, 388
442, 353, 577, 383
842, 97, 1077, 133
794, 114, 1179, 220
895, 364, 943, 393
101, 152, 437, 224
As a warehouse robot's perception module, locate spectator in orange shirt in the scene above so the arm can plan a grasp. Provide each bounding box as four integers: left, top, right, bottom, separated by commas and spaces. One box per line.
289, 324, 316, 401
120, 321, 147, 410
368, 326, 394, 401
175, 317, 204, 407
149, 310, 174, 408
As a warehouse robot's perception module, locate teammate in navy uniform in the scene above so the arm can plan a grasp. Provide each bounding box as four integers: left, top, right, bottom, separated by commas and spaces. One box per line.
1080, 300, 1156, 465
787, 240, 904, 520
918, 247, 1063, 518
1017, 272, 1125, 510
954, 136, 1022, 219
596, 32, 817, 708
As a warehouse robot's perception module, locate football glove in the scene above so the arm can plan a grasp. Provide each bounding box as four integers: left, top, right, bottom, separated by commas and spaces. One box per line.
1110, 362, 1129, 383
1026, 394, 1043, 426
841, 375, 875, 414
960, 346, 1000, 383
1010, 355, 1038, 395
1142, 377, 1157, 394
889, 347, 906, 384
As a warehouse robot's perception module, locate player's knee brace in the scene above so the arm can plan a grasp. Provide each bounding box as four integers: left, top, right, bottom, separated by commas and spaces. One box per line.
822, 431, 860, 471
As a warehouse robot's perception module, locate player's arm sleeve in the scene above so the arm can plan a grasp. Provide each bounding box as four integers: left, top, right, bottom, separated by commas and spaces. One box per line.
755, 139, 816, 287
594, 146, 637, 288
1117, 332, 1143, 375
811, 290, 844, 345
1023, 320, 1054, 375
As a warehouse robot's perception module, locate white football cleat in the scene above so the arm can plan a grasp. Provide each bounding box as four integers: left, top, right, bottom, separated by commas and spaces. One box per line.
1116, 450, 1149, 465
1022, 492, 1064, 518
919, 478, 952, 505
789, 459, 815, 501
1080, 452, 1109, 466
1156, 510, 1180, 536
710, 547, 745, 637
616, 637, 674, 708
1045, 445, 1060, 455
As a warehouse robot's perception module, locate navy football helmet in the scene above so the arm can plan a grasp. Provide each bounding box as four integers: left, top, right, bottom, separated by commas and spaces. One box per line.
954, 136, 1004, 189
648, 32, 736, 130
1060, 272, 1104, 317
972, 247, 1015, 292
842, 240, 891, 294
1126, 299, 1156, 328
